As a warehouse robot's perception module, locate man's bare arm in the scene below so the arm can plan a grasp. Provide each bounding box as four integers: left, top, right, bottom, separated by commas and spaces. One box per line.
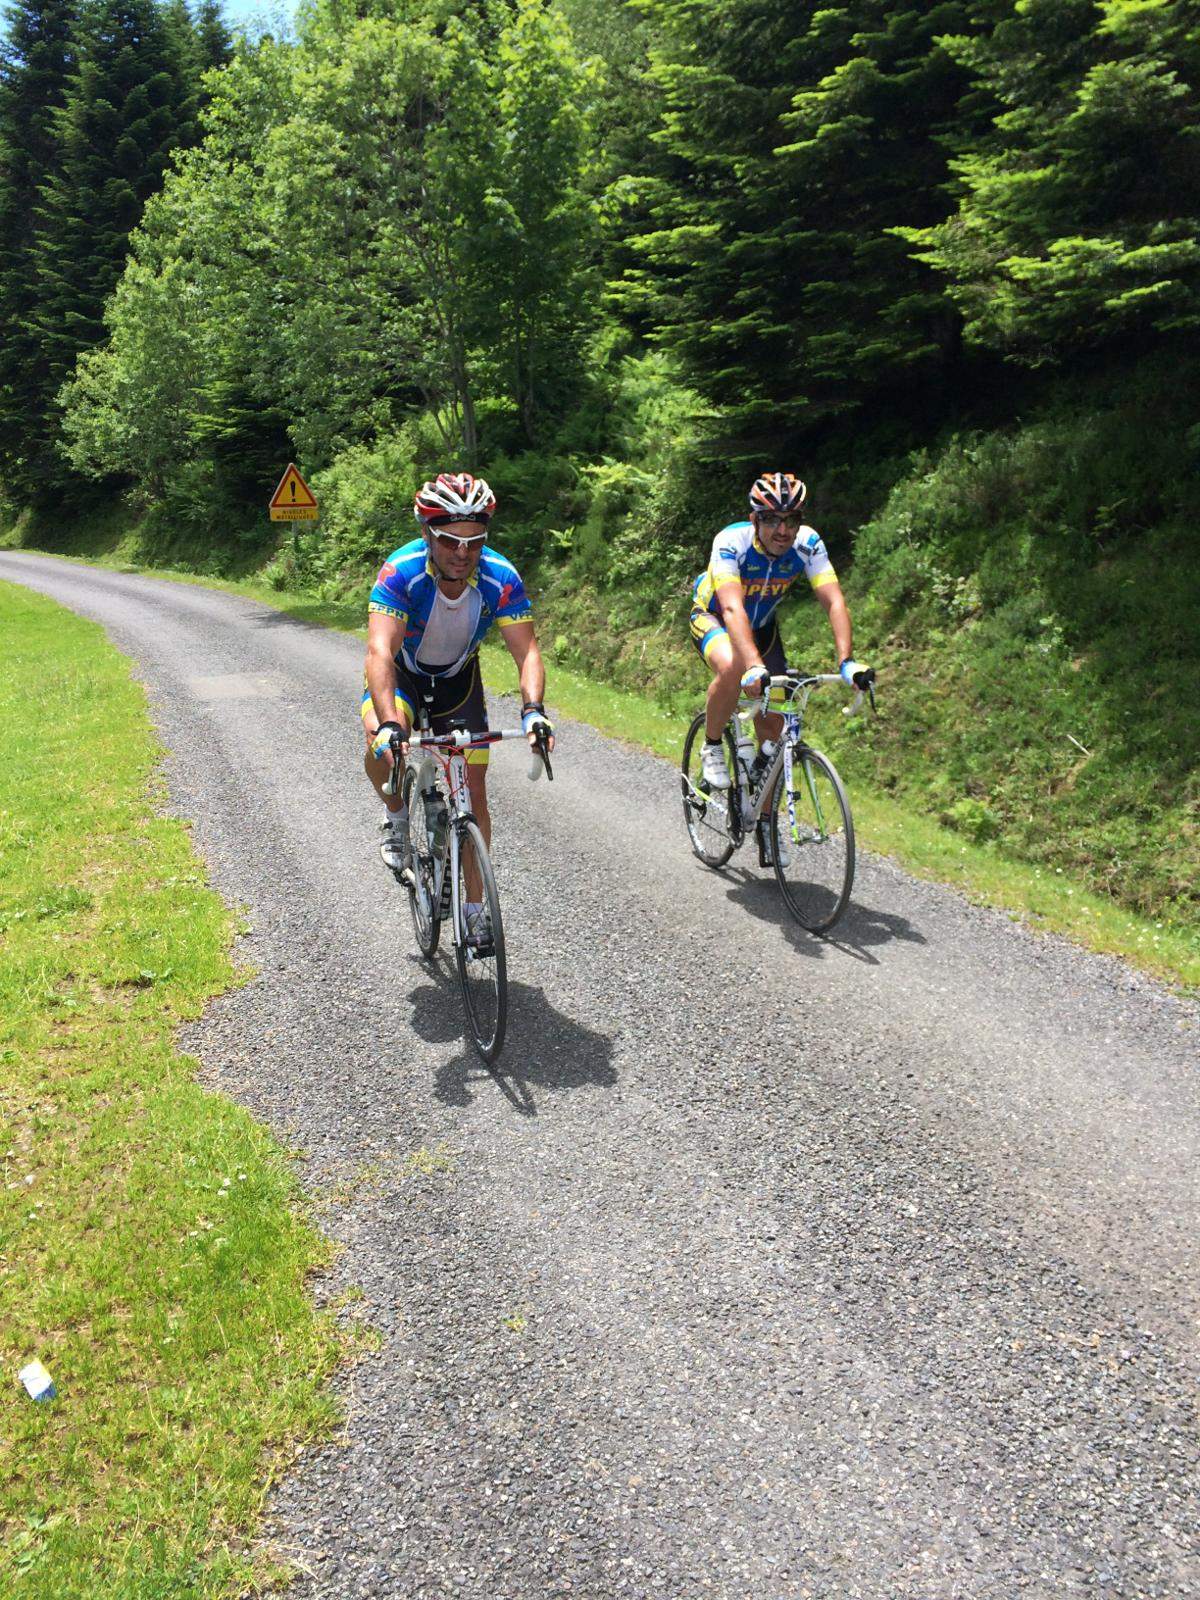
501, 621, 555, 750
815, 581, 853, 667
713, 584, 763, 675
365, 612, 406, 731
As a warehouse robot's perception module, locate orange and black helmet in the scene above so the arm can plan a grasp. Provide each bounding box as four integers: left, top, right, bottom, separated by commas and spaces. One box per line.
748, 472, 807, 515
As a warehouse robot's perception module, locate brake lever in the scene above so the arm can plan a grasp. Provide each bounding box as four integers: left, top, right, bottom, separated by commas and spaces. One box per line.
382, 730, 407, 795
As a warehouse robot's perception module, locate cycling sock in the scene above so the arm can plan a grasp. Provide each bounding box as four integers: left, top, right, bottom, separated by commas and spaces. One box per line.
704, 737, 724, 749
383, 803, 407, 827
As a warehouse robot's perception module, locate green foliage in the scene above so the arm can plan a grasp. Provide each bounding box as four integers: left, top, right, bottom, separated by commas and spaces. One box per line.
779, 372, 1200, 921
0, 0, 214, 503
899, 0, 1200, 360
54, 0, 600, 517
615, 0, 986, 462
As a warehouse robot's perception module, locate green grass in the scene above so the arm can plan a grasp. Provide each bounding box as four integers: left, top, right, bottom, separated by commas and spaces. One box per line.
0, 582, 341, 1597
5, 541, 1195, 993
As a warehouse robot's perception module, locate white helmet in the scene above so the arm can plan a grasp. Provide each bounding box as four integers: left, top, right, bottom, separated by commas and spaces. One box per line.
413, 472, 496, 525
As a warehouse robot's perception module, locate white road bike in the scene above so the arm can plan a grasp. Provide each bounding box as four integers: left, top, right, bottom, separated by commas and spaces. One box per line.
386, 710, 552, 1063
680, 671, 875, 933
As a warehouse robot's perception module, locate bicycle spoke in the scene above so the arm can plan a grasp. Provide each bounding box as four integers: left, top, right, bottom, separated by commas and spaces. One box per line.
680, 713, 738, 867
453, 819, 507, 1062
770, 745, 855, 932
402, 770, 441, 958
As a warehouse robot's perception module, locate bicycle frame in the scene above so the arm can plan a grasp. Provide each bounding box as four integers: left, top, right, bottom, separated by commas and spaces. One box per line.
405, 737, 472, 945
402, 720, 550, 958
731, 673, 841, 829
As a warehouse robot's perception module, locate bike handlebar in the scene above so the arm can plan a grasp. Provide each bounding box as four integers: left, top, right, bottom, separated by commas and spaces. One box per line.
387, 726, 554, 781
737, 669, 877, 717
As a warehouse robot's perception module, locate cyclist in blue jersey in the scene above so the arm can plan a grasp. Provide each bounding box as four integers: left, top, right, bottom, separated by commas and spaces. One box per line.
362, 472, 554, 890
690, 471, 870, 865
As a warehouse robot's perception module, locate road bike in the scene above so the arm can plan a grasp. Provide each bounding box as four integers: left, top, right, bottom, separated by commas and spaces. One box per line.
680, 671, 875, 933
385, 709, 552, 1063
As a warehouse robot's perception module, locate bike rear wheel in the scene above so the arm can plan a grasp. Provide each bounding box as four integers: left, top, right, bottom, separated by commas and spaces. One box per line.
401, 768, 441, 958
681, 713, 738, 867
453, 819, 507, 1062
769, 744, 855, 932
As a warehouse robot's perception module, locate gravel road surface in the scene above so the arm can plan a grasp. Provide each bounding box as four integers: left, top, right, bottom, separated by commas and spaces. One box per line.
3, 552, 1197, 1600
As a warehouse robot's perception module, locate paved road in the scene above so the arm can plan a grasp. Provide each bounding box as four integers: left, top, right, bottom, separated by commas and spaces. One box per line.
3, 551, 1198, 1599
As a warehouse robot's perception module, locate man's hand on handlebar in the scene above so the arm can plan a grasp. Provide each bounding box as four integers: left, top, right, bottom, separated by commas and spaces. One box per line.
522, 701, 555, 754
740, 665, 770, 699
370, 719, 409, 760
839, 657, 874, 691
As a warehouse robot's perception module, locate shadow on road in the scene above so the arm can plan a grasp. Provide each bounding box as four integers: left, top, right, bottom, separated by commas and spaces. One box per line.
723, 867, 925, 963
405, 957, 617, 1115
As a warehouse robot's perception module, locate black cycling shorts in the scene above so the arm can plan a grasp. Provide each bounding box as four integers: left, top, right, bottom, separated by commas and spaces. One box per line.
361, 653, 491, 767
689, 609, 787, 676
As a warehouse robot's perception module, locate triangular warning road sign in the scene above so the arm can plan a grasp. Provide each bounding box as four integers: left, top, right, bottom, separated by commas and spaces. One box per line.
269, 463, 318, 510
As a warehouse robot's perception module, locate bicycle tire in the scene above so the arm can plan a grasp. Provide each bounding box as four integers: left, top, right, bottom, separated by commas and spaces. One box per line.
769, 744, 855, 933
680, 713, 739, 868
452, 818, 507, 1063
401, 767, 441, 958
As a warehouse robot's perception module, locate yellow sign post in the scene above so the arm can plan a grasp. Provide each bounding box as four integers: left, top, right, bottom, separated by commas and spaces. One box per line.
269, 463, 319, 522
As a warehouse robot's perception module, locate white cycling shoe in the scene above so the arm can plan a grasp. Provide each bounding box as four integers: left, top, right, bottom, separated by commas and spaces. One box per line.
379, 814, 410, 877
700, 740, 731, 791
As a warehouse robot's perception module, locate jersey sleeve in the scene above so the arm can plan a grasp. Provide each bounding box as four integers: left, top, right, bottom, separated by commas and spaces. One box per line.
492, 564, 533, 627
708, 530, 744, 592
368, 556, 409, 622
798, 529, 837, 588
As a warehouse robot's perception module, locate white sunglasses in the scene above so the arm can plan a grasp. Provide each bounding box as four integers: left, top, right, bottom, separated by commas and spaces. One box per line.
430, 527, 487, 549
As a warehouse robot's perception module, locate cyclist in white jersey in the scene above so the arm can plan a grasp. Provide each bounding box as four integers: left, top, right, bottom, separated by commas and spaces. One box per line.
362, 473, 554, 907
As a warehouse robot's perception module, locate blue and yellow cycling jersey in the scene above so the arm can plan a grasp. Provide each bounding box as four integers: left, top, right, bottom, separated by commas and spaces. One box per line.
368, 539, 532, 677
692, 520, 837, 629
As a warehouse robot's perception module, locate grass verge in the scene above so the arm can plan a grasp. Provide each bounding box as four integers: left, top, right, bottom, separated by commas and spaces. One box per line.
0, 581, 340, 1597
4, 546, 1195, 993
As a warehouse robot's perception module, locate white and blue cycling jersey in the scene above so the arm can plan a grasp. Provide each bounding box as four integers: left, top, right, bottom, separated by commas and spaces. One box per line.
368, 539, 532, 676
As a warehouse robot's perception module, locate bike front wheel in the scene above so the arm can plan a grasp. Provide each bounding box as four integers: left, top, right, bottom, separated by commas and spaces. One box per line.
452, 819, 507, 1063
681, 713, 738, 868
769, 745, 855, 933
401, 768, 441, 959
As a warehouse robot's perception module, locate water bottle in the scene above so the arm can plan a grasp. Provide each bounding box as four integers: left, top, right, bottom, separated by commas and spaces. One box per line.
430, 801, 449, 857
751, 739, 777, 781
735, 732, 755, 782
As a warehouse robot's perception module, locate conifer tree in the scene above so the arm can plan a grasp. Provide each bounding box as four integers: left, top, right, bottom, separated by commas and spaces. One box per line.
900, 0, 1200, 362
0, 0, 76, 497
619, 0, 990, 462
28, 0, 199, 497
194, 0, 231, 74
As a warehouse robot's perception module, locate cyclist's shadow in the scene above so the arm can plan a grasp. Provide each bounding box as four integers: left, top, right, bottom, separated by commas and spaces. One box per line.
406, 957, 617, 1116
722, 867, 925, 964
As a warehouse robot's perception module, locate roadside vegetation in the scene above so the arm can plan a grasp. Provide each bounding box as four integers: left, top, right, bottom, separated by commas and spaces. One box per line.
0, 582, 339, 1594
1, 0, 1196, 944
